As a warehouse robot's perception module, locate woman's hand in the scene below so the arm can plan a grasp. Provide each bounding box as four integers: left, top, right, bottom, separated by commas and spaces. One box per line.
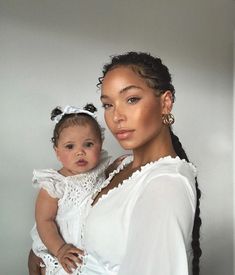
56, 243, 84, 274
28, 249, 44, 275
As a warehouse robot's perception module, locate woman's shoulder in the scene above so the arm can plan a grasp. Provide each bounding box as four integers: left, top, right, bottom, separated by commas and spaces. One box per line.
139, 156, 197, 197
145, 156, 197, 179
137, 157, 197, 211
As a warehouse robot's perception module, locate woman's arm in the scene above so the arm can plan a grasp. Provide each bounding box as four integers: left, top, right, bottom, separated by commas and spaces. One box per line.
35, 189, 82, 273
118, 174, 196, 275
28, 249, 43, 275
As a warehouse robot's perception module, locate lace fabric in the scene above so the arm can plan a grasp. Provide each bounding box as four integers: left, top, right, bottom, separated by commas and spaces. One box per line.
31, 150, 111, 275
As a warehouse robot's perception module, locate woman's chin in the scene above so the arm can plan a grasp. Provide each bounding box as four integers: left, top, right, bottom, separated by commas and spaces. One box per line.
117, 141, 136, 151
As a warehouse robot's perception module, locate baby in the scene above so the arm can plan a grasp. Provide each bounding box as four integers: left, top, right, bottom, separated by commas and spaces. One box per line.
30, 104, 111, 274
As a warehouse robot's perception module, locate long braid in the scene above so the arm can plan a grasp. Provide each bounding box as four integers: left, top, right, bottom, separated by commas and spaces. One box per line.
170, 129, 202, 275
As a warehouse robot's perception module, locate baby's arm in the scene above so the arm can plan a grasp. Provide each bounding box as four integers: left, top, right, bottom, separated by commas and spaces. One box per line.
35, 188, 65, 256
35, 188, 82, 273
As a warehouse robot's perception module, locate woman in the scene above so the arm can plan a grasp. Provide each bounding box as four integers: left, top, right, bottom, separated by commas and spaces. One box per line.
29, 51, 201, 275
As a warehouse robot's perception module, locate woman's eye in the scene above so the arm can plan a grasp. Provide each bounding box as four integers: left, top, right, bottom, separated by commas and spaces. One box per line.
127, 97, 140, 104
102, 103, 112, 110
65, 144, 74, 149
84, 142, 94, 148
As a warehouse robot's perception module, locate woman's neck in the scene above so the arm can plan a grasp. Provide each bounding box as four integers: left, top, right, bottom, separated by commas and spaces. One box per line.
130, 130, 177, 169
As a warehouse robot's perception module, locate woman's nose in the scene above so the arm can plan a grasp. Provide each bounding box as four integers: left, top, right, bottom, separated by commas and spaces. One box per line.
113, 107, 125, 123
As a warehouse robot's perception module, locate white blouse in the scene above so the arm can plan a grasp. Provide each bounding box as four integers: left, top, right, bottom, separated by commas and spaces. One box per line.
80, 156, 197, 275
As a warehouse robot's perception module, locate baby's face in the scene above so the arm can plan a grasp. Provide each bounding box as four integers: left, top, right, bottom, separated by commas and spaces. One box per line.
54, 124, 102, 176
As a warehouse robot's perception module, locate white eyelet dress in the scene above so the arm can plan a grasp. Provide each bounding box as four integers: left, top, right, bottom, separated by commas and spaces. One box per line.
30, 150, 110, 275
79, 156, 197, 275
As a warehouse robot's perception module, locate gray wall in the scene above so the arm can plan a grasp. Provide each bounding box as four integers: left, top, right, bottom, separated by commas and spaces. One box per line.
233, 31, 235, 275
0, 0, 234, 274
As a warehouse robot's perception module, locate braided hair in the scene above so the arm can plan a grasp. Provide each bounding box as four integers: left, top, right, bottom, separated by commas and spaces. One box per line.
170, 130, 202, 274
50, 103, 102, 147
98, 52, 175, 101
99, 51, 202, 274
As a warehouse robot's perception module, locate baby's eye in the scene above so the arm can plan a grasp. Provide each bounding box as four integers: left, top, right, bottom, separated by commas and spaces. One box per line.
102, 103, 112, 110
65, 144, 74, 149
127, 97, 141, 104
84, 142, 94, 148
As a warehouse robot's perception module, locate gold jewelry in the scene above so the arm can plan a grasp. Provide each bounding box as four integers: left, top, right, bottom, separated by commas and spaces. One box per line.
162, 113, 175, 125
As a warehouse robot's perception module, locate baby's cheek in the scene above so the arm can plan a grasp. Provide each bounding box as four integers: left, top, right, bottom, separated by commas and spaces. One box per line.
59, 155, 71, 166
93, 150, 102, 164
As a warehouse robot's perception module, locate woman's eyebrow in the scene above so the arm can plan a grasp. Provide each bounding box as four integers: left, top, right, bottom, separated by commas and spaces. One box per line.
120, 85, 142, 93
100, 85, 142, 100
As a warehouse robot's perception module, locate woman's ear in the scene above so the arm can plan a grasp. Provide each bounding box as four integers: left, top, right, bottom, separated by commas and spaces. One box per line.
161, 91, 174, 114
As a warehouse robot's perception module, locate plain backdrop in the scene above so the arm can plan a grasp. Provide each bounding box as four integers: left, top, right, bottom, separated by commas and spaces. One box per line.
0, 0, 235, 274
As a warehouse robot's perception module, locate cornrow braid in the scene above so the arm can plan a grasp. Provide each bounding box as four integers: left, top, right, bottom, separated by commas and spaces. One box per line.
97, 51, 176, 102
170, 129, 202, 275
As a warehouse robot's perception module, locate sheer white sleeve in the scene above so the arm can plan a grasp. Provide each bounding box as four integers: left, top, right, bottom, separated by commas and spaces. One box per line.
32, 169, 65, 199
118, 174, 196, 275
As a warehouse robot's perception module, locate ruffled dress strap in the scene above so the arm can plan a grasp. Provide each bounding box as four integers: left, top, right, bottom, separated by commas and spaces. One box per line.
94, 149, 111, 177
32, 169, 65, 199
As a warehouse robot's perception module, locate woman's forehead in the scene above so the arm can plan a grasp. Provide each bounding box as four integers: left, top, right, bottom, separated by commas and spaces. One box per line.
101, 67, 147, 93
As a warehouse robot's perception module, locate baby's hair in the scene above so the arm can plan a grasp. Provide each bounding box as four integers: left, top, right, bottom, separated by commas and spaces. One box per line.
83, 103, 97, 113
51, 103, 102, 147
51, 107, 63, 121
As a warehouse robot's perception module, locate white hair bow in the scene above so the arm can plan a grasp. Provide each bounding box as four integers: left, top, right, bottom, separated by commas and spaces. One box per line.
52, 105, 97, 124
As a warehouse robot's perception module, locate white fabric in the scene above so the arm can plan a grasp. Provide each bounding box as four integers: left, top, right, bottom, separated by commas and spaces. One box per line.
80, 156, 197, 275
30, 150, 110, 275
52, 106, 97, 124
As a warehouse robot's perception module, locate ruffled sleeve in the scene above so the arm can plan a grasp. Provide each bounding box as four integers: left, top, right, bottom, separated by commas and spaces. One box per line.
118, 172, 196, 275
32, 169, 65, 199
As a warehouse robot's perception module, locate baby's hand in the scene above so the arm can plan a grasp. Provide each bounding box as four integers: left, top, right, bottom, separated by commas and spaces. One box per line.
56, 243, 84, 274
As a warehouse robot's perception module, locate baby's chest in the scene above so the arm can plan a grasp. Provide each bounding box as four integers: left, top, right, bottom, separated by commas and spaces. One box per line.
59, 181, 95, 210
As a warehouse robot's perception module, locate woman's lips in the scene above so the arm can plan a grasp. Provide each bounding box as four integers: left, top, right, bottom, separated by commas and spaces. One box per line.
115, 130, 134, 140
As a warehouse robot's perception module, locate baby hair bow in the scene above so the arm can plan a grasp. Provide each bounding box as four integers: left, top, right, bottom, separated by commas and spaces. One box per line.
52, 105, 97, 124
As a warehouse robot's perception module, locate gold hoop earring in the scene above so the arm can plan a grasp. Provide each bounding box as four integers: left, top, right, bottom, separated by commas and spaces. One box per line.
162, 113, 175, 125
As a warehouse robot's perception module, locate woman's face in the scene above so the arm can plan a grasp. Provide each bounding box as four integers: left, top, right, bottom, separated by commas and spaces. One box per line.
100, 66, 171, 151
